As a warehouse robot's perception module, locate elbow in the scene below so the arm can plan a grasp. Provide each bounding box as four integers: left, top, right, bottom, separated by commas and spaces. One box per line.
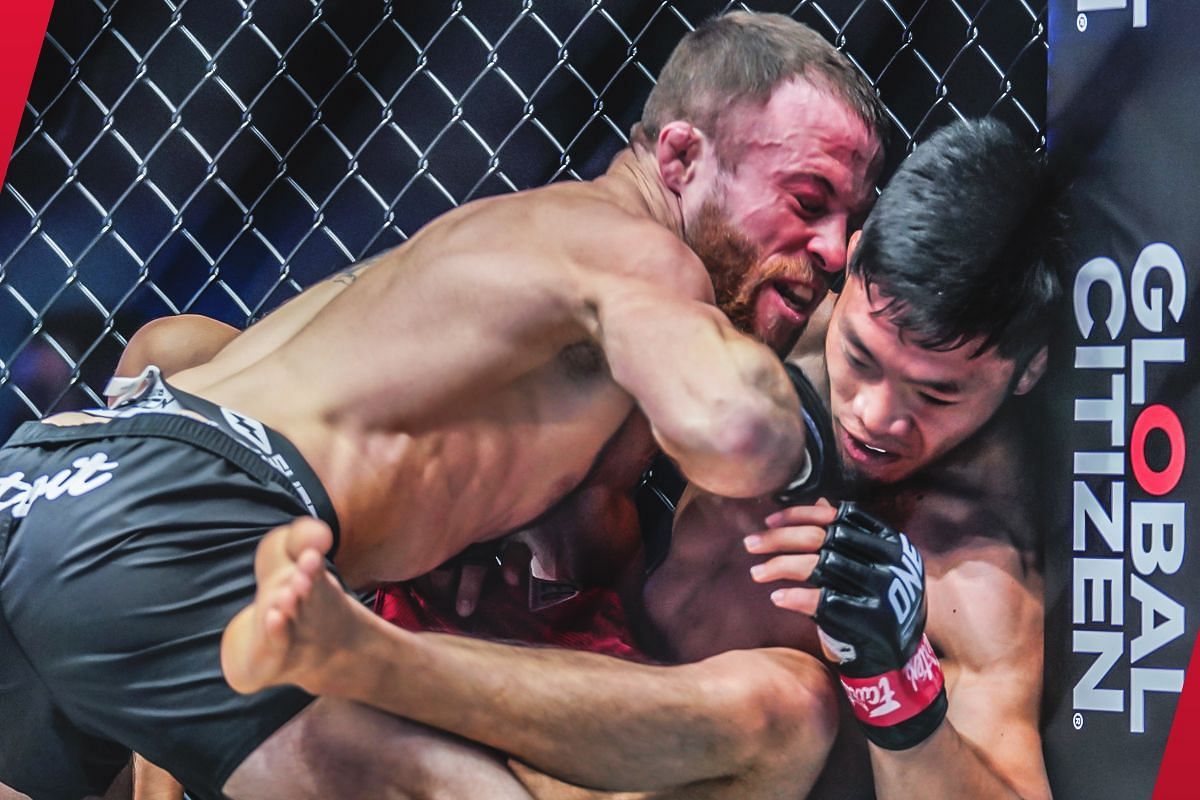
694, 405, 806, 498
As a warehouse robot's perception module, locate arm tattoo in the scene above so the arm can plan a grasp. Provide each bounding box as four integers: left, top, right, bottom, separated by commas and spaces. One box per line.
330, 255, 380, 286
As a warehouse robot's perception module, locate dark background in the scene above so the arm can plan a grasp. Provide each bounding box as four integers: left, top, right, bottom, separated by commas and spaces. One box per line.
1043, 1, 1200, 796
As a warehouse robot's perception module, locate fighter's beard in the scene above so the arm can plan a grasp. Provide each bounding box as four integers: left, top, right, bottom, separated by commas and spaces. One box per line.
684, 202, 761, 334
684, 200, 820, 350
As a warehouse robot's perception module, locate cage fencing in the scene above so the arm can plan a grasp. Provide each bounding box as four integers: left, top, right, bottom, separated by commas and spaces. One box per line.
0, 0, 1047, 436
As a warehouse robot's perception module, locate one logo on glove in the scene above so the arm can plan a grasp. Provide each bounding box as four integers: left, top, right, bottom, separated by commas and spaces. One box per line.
840, 635, 944, 727
887, 533, 924, 628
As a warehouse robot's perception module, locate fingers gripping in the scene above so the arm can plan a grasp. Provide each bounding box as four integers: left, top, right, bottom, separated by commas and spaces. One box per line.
810, 502, 907, 626
801, 502, 946, 750
824, 504, 903, 563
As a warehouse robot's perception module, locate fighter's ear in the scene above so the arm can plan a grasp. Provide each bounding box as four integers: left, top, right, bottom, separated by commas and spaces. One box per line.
1013, 346, 1048, 396
656, 122, 705, 194
847, 229, 863, 261
828, 230, 863, 295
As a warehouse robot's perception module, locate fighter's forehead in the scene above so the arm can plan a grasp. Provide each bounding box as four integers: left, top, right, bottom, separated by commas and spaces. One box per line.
833, 275, 1015, 393
728, 77, 881, 209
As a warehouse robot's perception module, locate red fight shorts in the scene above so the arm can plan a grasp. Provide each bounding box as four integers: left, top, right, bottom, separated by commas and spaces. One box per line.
374, 581, 646, 661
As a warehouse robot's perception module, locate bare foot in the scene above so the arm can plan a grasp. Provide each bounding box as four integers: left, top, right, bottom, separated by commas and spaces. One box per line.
221, 517, 361, 695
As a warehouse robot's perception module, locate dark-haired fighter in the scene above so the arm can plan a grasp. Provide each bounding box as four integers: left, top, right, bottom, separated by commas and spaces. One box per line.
220, 118, 1060, 800
0, 12, 885, 800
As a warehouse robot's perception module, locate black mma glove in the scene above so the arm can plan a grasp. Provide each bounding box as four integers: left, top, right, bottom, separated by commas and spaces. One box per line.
811, 502, 947, 750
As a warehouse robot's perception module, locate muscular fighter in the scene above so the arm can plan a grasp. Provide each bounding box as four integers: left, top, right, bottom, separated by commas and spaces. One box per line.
217, 118, 1062, 800
637, 118, 1057, 800
0, 12, 885, 800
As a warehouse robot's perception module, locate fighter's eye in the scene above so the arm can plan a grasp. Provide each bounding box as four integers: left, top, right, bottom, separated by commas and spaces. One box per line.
794, 195, 826, 215
846, 352, 869, 370
918, 393, 955, 408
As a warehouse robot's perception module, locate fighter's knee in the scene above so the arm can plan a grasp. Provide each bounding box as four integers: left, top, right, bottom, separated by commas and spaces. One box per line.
695, 649, 839, 772
764, 651, 839, 754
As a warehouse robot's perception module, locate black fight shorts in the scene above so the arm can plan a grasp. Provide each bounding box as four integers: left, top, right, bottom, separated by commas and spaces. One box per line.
0, 407, 340, 799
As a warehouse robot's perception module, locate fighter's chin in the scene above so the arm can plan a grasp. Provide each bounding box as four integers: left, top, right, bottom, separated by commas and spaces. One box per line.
838, 458, 914, 490
751, 293, 805, 355
833, 426, 920, 487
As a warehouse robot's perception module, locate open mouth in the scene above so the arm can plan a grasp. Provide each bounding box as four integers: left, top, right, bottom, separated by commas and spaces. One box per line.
838, 424, 904, 469
772, 280, 813, 315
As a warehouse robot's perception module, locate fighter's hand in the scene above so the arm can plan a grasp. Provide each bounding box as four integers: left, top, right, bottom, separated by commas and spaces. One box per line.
746, 497, 838, 615
421, 539, 531, 617
747, 501, 947, 751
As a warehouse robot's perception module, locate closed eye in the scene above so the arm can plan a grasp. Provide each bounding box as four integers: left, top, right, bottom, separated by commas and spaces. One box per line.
918, 393, 956, 407
794, 195, 827, 215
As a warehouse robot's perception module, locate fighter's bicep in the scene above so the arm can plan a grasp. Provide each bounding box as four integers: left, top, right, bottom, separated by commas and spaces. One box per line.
932, 545, 1044, 671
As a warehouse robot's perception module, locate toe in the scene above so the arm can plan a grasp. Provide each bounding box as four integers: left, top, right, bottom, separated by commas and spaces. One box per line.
283, 518, 334, 562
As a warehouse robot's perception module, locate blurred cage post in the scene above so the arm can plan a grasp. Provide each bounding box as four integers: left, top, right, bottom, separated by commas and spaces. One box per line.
0, 0, 1046, 436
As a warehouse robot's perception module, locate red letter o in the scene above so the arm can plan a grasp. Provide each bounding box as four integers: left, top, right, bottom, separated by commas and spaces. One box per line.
1130, 404, 1185, 496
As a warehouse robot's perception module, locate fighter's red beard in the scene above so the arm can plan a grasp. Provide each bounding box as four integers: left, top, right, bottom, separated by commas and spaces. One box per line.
685, 200, 821, 348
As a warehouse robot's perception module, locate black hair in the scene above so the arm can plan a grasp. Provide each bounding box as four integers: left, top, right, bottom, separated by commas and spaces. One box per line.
849, 117, 1064, 370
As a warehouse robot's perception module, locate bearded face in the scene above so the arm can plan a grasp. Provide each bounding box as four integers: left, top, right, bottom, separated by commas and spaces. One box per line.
684, 199, 824, 356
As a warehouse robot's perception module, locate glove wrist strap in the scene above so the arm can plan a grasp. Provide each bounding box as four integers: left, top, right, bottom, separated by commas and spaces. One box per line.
839, 635, 947, 748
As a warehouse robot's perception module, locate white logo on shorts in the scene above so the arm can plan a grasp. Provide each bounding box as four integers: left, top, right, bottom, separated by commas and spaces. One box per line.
0, 452, 119, 518
221, 409, 273, 454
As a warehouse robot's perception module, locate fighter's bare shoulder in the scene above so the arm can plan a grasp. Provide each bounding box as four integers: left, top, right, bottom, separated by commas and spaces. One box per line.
897, 406, 1044, 671
493, 183, 713, 302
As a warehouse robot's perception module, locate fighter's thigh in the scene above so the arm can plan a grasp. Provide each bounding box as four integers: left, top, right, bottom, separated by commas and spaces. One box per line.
224, 697, 534, 800
0, 435, 316, 794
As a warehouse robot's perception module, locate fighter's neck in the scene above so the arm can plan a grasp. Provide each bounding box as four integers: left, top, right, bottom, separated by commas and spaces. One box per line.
860, 403, 1031, 553
596, 147, 684, 238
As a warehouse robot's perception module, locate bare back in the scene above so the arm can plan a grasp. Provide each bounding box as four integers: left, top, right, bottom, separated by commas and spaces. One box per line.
169, 176, 706, 587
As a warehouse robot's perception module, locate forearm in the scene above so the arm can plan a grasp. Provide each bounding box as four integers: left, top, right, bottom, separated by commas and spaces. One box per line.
605, 301, 805, 496
870, 721, 1049, 800
651, 335, 805, 497
334, 616, 757, 791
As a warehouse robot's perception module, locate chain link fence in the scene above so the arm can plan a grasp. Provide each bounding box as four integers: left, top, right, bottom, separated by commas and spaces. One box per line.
0, 0, 1047, 436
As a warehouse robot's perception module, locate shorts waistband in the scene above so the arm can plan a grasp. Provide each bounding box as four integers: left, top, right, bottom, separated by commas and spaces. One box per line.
5, 407, 341, 557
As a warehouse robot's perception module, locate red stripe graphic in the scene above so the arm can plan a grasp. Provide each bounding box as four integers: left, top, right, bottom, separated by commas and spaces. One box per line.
0, 0, 54, 189
1153, 629, 1200, 799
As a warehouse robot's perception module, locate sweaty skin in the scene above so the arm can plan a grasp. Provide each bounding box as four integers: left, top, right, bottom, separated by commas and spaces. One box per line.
644, 406, 1046, 800
176, 76, 873, 592
172, 180, 811, 589
44, 75, 878, 800
62, 151, 814, 591
215, 273, 1052, 800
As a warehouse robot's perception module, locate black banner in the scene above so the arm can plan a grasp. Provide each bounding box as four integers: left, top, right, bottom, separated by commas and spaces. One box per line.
1045, 1, 1200, 796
